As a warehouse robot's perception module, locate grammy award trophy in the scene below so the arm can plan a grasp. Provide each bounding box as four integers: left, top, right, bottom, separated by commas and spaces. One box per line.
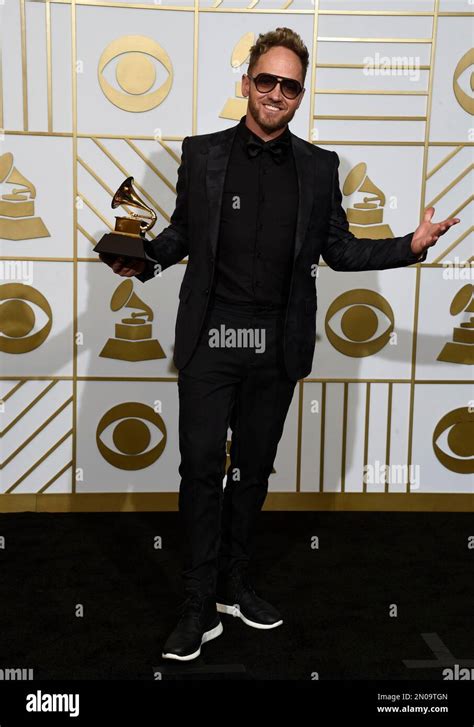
93, 176, 157, 261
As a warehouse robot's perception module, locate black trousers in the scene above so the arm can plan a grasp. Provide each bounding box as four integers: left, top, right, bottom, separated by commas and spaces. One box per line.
177, 298, 297, 596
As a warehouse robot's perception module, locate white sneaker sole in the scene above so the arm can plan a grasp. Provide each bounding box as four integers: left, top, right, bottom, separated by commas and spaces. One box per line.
161, 621, 223, 661
216, 602, 283, 630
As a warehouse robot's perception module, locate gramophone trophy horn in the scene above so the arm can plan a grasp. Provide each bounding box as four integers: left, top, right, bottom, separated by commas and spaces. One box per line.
93, 176, 158, 261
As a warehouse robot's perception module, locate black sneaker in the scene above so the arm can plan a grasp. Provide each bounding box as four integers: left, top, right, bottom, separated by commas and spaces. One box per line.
161, 593, 223, 661
216, 567, 283, 630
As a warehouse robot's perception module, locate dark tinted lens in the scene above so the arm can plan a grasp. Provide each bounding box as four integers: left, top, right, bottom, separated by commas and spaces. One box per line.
281, 79, 301, 99
255, 74, 277, 93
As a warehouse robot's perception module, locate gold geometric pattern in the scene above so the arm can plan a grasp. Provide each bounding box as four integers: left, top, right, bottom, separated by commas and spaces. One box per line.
0, 380, 73, 494
77, 139, 179, 248
0, 1, 472, 510
425, 146, 473, 263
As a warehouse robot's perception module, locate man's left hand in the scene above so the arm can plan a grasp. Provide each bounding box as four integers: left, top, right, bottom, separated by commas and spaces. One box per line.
411, 206, 461, 256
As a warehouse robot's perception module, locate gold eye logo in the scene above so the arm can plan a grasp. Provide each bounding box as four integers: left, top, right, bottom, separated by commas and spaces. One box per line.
453, 48, 474, 115
98, 35, 173, 112
432, 407, 474, 474
325, 289, 394, 357
96, 402, 167, 470
0, 283, 53, 353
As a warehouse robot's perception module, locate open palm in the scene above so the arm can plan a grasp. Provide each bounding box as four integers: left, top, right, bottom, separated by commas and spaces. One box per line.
411, 206, 461, 256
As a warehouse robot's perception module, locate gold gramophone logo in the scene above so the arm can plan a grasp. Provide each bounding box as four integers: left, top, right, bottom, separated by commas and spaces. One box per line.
453, 48, 474, 115
0, 283, 53, 353
96, 402, 167, 470
0, 153, 50, 241
325, 289, 395, 357
219, 32, 255, 121
432, 406, 473, 474
437, 284, 474, 365
99, 279, 165, 362
98, 35, 173, 112
343, 163, 393, 239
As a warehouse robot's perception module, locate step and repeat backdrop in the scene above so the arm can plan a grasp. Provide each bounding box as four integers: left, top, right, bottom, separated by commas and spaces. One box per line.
0, 0, 472, 509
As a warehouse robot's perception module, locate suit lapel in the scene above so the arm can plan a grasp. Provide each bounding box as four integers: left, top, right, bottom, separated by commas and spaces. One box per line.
291, 134, 315, 260
205, 123, 314, 261
206, 126, 237, 258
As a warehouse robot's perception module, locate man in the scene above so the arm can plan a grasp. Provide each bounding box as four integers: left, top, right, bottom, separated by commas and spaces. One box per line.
100, 28, 460, 662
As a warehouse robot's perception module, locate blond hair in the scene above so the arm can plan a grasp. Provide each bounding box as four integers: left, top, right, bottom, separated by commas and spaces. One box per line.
247, 27, 309, 84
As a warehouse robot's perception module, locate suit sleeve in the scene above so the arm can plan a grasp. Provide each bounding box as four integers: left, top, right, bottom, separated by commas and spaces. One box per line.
321, 151, 427, 271
135, 135, 190, 283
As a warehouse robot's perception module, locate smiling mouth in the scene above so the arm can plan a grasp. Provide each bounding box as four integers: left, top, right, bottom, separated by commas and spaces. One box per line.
263, 104, 282, 112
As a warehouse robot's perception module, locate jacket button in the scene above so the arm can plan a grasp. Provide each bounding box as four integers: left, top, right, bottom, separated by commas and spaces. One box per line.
203, 288, 209, 294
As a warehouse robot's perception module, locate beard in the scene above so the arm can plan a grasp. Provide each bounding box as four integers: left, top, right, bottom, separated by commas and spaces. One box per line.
247, 93, 296, 135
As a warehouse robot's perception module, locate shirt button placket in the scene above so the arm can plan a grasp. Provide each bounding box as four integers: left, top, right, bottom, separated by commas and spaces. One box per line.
255, 154, 267, 299
253, 153, 263, 297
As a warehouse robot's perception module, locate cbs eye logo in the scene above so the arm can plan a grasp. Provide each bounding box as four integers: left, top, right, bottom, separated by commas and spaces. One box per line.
98, 35, 173, 113
432, 406, 473, 474
324, 289, 394, 357
96, 402, 167, 470
0, 283, 52, 353
453, 48, 474, 116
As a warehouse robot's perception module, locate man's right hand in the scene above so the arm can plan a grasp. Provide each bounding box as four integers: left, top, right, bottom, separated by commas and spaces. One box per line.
99, 252, 146, 277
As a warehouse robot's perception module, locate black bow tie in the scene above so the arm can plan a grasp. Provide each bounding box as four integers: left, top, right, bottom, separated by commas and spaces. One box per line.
246, 135, 290, 164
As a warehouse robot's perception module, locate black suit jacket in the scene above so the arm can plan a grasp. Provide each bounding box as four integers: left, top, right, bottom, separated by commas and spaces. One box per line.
136, 121, 426, 381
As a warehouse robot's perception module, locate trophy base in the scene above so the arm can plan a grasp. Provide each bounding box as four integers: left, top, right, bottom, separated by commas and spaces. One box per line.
93, 232, 153, 261
348, 223, 393, 239
437, 341, 474, 365
99, 337, 166, 361
0, 217, 50, 240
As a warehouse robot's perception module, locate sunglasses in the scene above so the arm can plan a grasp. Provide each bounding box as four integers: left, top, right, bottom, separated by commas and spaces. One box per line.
247, 73, 304, 100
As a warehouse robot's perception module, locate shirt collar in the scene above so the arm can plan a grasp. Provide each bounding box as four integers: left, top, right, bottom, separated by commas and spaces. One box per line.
236, 114, 291, 147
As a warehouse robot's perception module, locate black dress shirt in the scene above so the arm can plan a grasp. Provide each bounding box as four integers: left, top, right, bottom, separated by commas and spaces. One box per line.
210, 114, 299, 309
